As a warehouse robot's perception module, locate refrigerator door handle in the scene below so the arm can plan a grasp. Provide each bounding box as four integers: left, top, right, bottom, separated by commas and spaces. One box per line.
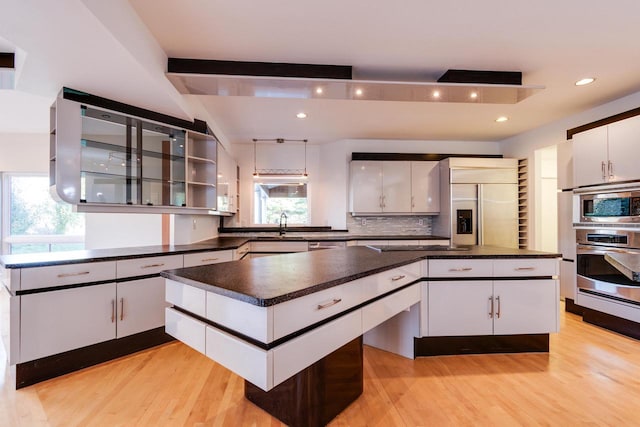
478, 184, 484, 246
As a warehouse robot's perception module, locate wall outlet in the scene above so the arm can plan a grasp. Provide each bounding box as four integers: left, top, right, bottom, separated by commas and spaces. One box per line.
418, 218, 424, 226
361, 218, 367, 226
192, 219, 197, 230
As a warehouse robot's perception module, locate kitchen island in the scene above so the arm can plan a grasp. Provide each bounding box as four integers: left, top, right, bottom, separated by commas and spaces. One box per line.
161, 245, 560, 426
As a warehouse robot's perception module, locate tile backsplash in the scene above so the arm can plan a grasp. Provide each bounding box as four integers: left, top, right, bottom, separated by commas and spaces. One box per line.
346, 215, 433, 235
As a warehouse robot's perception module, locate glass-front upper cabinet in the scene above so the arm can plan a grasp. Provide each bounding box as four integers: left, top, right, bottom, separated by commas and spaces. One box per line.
79, 106, 186, 207
50, 89, 219, 214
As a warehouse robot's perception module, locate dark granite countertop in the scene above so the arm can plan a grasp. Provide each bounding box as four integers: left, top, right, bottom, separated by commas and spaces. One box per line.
0, 234, 449, 269
0, 237, 250, 268
161, 245, 561, 307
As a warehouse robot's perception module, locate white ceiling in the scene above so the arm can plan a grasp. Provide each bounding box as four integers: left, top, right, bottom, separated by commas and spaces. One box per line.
3, 1, 640, 144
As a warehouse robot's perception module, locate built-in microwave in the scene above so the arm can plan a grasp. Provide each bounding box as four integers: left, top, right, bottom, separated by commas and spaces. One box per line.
580, 190, 640, 223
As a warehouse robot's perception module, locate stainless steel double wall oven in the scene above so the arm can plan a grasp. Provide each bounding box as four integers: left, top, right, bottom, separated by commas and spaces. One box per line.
576, 185, 640, 305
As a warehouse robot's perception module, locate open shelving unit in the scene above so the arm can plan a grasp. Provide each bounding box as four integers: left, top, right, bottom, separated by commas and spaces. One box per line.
518, 158, 529, 249
186, 132, 217, 209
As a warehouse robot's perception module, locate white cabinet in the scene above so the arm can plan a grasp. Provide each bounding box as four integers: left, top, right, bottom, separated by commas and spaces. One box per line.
183, 250, 233, 267
216, 144, 237, 214
573, 115, 640, 188
427, 281, 493, 336
349, 161, 383, 213
410, 161, 440, 213
382, 161, 412, 212
557, 140, 574, 191
573, 126, 608, 187
492, 280, 558, 335
427, 279, 558, 337
116, 277, 167, 338
606, 115, 640, 183
349, 161, 411, 213
20, 283, 117, 362
234, 243, 250, 260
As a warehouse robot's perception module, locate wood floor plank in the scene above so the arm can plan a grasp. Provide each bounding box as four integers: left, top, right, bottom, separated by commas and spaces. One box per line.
1, 303, 640, 426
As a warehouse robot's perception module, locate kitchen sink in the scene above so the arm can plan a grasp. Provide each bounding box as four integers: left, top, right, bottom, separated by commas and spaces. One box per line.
254, 236, 306, 240
368, 245, 470, 252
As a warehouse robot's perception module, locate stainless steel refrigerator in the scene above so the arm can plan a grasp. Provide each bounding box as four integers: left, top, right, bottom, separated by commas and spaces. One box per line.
433, 158, 519, 248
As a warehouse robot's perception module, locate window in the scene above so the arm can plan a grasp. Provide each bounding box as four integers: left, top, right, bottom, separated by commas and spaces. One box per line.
1, 173, 85, 254
254, 182, 309, 225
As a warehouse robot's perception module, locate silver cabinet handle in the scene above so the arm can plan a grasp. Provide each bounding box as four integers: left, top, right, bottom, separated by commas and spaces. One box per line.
382, 195, 386, 208
120, 298, 124, 321
496, 296, 501, 319
411, 196, 415, 208
391, 275, 406, 281
601, 161, 606, 180
201, 258, 219, 262
515, 267, 535, 271
111, 299, 115, 323
449, 267, 472, 272
141, 263, 164, 269
608, 160, 614, 178
379, 195, 383, 208
317, 298, 342, 310
489, 296, 494, 318
57, 271, 90, 278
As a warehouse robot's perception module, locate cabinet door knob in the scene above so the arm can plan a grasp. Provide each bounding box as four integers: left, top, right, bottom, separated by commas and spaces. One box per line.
391, 275, 406, 281
57, 271, 90, 278
111, 299, 115, 323
489, 296, 494, 318
201, 258, 219, 262
120, 298, 124, 321
449, 267, 472, 272
608, 160, 614, 178
496, 295, 501, 319
601, 161, 606, 180
515, 267, 535, 271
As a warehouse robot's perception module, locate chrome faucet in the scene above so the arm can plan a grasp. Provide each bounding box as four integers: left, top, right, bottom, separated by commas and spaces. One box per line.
279, 212, 288, 236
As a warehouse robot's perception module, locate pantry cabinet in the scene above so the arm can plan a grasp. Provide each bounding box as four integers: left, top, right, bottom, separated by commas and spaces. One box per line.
410, 161, 440, 213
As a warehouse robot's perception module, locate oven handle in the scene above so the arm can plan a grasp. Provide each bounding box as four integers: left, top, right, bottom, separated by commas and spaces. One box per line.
577, 244, 640, 256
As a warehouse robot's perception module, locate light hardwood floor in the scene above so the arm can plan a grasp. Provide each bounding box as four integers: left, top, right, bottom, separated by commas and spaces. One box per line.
2, 304, 640, 426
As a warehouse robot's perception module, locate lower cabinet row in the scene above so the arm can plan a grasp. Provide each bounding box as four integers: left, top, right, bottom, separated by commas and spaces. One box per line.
166, 283, 421, 391
19, 277, 166, 363
421, 280, 559, 337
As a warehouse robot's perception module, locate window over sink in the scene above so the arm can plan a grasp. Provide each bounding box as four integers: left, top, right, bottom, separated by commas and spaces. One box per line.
253, 181, 309, 225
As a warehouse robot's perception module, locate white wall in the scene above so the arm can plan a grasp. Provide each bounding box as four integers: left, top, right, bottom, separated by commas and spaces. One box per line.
235, 138, 502, 229
84, 213, 162, 249
0, 133, 49, 172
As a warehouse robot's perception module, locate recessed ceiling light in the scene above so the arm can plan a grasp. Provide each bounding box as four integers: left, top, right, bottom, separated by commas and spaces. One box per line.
470, 91, 478, 99
355, 88, 363, 96
575, 77, 595, 86
433, 90, 441, 99
315, 87, 323, 94
496, 116, 508, 123
296, 112, 307, 119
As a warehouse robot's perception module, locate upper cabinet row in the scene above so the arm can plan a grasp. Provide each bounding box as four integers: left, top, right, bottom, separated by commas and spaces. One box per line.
50, 94, 237, 215
349, 160, 440, 215
572, 114, 640, 188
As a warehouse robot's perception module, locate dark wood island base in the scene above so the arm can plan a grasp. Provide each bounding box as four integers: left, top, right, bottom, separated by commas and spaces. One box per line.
245, 337, 364, 427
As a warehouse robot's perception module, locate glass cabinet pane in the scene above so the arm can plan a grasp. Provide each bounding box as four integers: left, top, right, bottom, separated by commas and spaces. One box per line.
80, 108, 138, 204
140, 123, 186, 206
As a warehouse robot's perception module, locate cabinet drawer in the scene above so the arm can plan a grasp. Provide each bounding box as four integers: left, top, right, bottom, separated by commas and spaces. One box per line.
20, 261, 116, 291
272, 280, 364, 340
117, 254, 183, 278
493, 258, 558, 277
165, 279, 206, 317
362, 284, 421, 332
165, 307, 206, 354
206, 291, 271, 343
356, 240, 388, 246
362, 262, 421, 300
428, 259, 493, 278
205, 325, 271, 391
183, 250, 233, 268
234, 243, 250, 260
272, 310, 362, 388
250, 241, 308, 253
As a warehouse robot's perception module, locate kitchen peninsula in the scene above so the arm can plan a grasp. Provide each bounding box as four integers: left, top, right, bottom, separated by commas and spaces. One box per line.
162, 245, 560, 427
